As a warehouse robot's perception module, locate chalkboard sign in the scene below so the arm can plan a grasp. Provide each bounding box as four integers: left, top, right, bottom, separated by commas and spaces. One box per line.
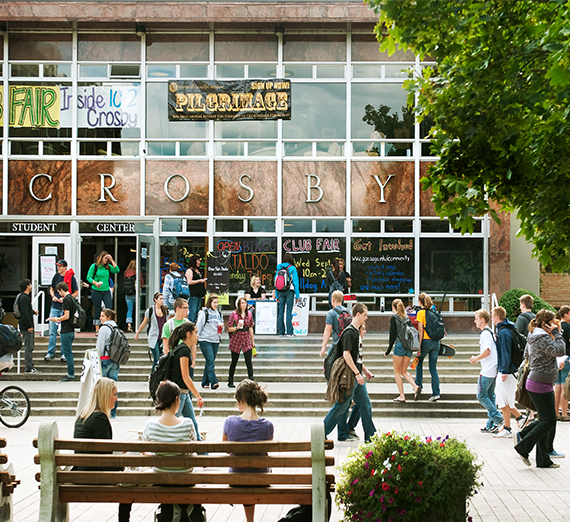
351, 238, 414, 294
213, 237, 277, 293
206, 251, 230, 299
282, 237, 346, 293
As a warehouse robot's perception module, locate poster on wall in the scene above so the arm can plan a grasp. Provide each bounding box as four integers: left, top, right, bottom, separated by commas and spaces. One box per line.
168, 79, 291, 121
206, 251, 230, 305
214, 237, 277, 294
292, 294, 310, 336
350, 238, 414, 294
40, 256, 57, 286
282, 237, 346, 294
255, 300, 278, 335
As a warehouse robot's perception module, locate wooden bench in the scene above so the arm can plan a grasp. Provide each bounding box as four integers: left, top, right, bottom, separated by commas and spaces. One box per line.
35, 421, 335, 522
0, 438, 21, 522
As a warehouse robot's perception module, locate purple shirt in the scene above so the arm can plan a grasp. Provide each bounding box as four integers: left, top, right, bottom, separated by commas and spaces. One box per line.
156, 310, 167, 338
223, 415, 274, 473
526, 378, 553, 394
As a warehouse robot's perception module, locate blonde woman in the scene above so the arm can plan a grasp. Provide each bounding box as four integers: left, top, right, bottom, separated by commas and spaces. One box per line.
384, 299, 420, 402
414, 293, 441, 402
74, 377, 117, 440
245, 275, 266, 300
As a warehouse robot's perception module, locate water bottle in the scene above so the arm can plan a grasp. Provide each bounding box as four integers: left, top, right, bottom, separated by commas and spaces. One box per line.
410, 357, 419, 370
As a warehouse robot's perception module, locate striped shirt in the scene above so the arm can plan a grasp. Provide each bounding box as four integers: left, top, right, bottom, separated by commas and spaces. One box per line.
142, 417, 196, 472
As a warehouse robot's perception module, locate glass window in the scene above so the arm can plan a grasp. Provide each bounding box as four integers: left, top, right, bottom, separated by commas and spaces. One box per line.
422, 220, 449, 233
11, 64, 40, 77
78, 34, 141, 61
420, 238, 484, 293
317, 65, 344, 78
162, 219, 183, 232
285, 65, 313, 79
179, 64, 208, 78
187, 220, 207, 232
180, 141, 207, 156
248, 220, 276, 233
44, 64, 72, 78
215, 120, 277, 140
352, 84, 413, 139
386, 142, 413, 157
146, 83, 208, 139
248, 64, 277, 78
215, 34, 278, 62
11, 141, 38, 155
385, 64, 412, 79
79, 64, 107, 78
284, 35, 346, 62
351, 34, 414, 62
283, 83, 346, 139
453, 221, 482, 234
385, 220, 413, 233
148, 64, 176, 78
148, 142, 175, 156
160, 237, 208, 275
352, 64, 383, 79
79, 141, 107, 155
146, 34, 209, 62
9, 33, 73, 61
248, 142, 276, 156
284, 220, 312, 233
216, 64, 244, 78
316, 220, 344, 233
352, 220, 380, 233
216, 220, 243, 233
284, 142, 312, 156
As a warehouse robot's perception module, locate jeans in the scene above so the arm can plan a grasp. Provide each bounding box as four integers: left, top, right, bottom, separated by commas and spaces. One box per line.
102, 359, 120, 417
47, 307, 63, 358
477, 375, 503, 428
150, 339, 163, 371
188, 296, 201, 323
277, 289, 295, 336
199, 341, 219, 387
125, 294, 135, 324
228, 350, 254, 384
337, 404, 361, 441
324, 381, 376, 442
91, 289, 112, 326
22, 329, 35, 371
60, 332, 75, 378
415, 339, 440, 397
177, 392, 201, 441
515, 390, 556, 467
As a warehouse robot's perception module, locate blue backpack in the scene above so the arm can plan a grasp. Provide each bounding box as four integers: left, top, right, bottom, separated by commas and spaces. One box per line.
172, 274, 190, 299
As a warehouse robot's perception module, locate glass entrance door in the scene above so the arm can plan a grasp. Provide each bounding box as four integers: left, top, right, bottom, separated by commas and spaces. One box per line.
137, 235, 156, 328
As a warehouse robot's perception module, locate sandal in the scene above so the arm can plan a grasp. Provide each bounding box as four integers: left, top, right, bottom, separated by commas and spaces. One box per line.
561, 416, 570, 422
393, 397, 406, 403
414, 386, 422, 401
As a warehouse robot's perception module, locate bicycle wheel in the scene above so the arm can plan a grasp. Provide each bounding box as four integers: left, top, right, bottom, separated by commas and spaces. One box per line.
0, 385, 31, 428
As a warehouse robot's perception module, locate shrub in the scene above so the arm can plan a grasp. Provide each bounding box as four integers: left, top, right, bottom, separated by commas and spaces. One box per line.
498, 289, 556, 322
336, 431, 481, 522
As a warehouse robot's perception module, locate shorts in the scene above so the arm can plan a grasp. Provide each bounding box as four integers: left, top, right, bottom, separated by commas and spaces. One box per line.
495, 373, 517, 409
393, 342, 414, 358
556, 359, 570, 385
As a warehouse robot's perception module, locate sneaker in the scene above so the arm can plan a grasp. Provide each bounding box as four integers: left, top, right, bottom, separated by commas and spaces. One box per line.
493, 427, 512, 438
544, 462, 561, 469
60, 356, 67, 362
489, 424, 501, 433
44, 355, 53, 361
59, 376, 75, 382
480, 426, 495, 433
339, 434, 360, 442
517, 415, 531, 430
548, 451, 565, 459
513, 430, 522, 445
348, 429, 360, 440
428, 395, 440, 402
515, 449, 531, 466
25, 368, 41, 374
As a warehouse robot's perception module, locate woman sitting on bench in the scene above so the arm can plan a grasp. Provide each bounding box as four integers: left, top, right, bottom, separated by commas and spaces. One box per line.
223, 379, 274, 522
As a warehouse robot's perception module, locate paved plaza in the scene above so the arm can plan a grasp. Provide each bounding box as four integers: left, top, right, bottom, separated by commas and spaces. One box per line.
3, 379, 570, 522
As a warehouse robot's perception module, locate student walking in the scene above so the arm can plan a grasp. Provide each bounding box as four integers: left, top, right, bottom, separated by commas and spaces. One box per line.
86, 251, 120, 335
48, 282, 76, 382
196, 294, 223, 390
414, 292, 441, 402
134, 292, 168, 371
227, 297, 255, 388
470, 309, 503, 433
275, 253, 299, 337
17, 279, 39, 374
96, 309, 121, 418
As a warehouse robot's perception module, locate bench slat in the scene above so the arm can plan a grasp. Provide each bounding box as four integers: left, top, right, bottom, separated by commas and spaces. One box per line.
57, 471, 336, 486
59, 485, 329, 505
52, 439, 333, 452
54, 455, 335, 468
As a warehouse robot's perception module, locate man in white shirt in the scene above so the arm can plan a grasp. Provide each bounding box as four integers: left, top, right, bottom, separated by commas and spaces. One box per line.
470, 309, 503, 433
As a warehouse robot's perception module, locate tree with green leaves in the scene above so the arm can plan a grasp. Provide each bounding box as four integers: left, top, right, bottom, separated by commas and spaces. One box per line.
368, 0, 570, 271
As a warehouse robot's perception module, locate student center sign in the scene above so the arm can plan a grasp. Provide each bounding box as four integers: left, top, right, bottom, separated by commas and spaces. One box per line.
0, 0, 515, 332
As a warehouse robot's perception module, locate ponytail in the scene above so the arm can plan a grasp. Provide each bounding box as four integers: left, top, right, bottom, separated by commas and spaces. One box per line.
418, 292, 434, 310
169, 322, 196, 350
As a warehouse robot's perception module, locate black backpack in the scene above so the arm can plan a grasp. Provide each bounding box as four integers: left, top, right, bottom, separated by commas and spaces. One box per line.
505, 323, 526, 370
13, 293, 23, 319
155, 504, 206, 522
323, 317, 353, 381
277, 492, 332, 522
123, 274, 136, 295
70, 297, 87, 330
103, 324, 131, 365
149, 344, 183, 403
0, 325, 22, 357
425, 308, 445, 341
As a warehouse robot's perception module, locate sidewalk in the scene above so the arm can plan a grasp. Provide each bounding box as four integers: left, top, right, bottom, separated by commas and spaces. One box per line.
4, 411, 570, 521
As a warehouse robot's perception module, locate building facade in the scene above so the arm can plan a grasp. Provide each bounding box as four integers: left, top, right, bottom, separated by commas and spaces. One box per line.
0, 1, 514, 331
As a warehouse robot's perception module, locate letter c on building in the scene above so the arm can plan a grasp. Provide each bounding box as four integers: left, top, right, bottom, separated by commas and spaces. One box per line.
164, 174, 190, 202
29, 173, 53, 202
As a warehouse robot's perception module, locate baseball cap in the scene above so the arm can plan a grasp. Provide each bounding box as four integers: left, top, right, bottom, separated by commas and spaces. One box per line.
56, 259, 68, 267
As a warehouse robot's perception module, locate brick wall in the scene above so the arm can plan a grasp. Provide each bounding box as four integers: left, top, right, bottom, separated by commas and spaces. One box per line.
541, 272, 570, 308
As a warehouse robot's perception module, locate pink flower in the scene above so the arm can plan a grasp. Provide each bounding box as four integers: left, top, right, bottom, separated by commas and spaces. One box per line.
369, 489, 375, 497
388, 497, 394, 503
352, 479, 359, 485
366, 450, 374, 459
404, 436, 410, 441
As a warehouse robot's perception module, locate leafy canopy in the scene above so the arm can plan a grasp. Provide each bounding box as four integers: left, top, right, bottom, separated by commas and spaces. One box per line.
368, 0, 570, 271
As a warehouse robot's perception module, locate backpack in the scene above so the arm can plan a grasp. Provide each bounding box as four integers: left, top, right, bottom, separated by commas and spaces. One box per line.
172, 274, 190, 300
123, 274, 136, 295
103, 324, 131, 365
424, 308, 445, 341
277, 493, 332, 522
504, 323, 526, 370
323, 316, 352, 381
70, 297, 87, 330
397, 317, 420, 351
0, 325, 22, 357
329, 273, 343, 294
275, 264, 292, 291
13, 293, 22, 319
149, 343, 183, 403
155, 503, 206, 522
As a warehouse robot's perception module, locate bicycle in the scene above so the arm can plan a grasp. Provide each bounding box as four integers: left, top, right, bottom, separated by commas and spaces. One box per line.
0, 373, 31, 428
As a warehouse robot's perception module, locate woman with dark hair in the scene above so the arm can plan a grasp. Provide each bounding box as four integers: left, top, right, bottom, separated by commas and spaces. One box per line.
274, 252, 299, 337
185, 255, 207, 323
227, 297, 255, 388
168, 322, 205, 440
414, 292, 441, 402
325, 258, 347, 308
197, 294, 223, 390
515, 310, 566, 468
86, 250, 120, 335
338, 258, 351, 290
555, 306, 570, 420
223, 379, 273, 522
135, 292, 169, 371
123, 259, 137, 332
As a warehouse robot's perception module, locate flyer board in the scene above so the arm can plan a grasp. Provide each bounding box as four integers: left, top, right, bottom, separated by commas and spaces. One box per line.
254, 300, 278, 335
292, 294, 310, 336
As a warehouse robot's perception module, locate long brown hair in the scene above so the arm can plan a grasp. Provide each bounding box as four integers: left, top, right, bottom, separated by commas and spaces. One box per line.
392, 298, 407, 320
126, 259, 136, 272
235, 297, 248, 316
418, 292, 434, 310
153, 292, 169, 317
331, 258, 340, 279
529, 309, 556, 333
96, 250, 110, 268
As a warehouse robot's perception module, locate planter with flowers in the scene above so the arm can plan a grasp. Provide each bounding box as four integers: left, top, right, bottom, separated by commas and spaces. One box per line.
336, 431, 482, 522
